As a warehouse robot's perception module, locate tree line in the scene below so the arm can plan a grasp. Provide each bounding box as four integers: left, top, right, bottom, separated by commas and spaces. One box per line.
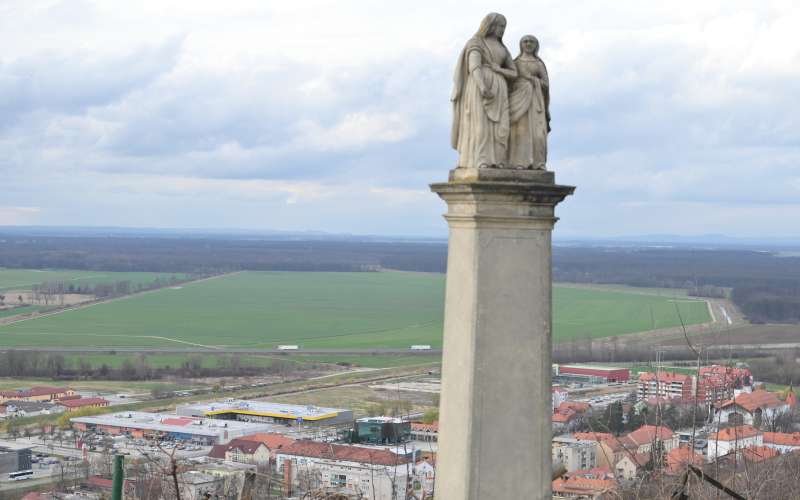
0, 351, 309, 381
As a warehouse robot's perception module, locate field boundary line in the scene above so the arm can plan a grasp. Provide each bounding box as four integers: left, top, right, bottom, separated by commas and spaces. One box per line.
0, 271, 240, 329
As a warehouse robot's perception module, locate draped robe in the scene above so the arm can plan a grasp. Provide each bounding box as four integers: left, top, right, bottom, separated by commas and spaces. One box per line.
509, 56, 550, 169
451, 37, 512, 168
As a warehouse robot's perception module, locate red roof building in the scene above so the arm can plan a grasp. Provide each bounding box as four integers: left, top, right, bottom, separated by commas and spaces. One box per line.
557, 365, 630, 382
552, 476, 617, 498
741, 445, 780, 463
58, 397, 109, 412
277, 440, 411, 466
665, 446, 704, 475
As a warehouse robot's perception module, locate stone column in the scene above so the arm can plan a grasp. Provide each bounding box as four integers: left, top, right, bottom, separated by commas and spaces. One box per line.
430, 167, 574, 500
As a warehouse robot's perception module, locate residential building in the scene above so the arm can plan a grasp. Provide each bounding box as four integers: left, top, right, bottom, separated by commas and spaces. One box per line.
552, 436, 597, 472
552, 474, 617, 499
665, 446, 704, 475
410, 421, 438, 442
708, 425, 763, 460
598, 436, 636, 469
714, 389, 790, 426
625, 425, 678, 455
553, 402, 591, 431
208, 432, 295, 466
614, 453, 650, 482
276, 440, 413, 500
553, 387, 568, 412
762, 432, 800, 453
741, 445, 780, 463
638, 372, 694, 401
638, 366, 752, 404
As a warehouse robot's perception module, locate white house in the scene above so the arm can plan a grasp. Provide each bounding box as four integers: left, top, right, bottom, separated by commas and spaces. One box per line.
763, 432, 800, 453
714, 389, 789, 426
708, 425, 763, 460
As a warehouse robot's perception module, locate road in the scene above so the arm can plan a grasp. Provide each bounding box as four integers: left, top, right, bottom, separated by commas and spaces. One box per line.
0, 347, 443, 355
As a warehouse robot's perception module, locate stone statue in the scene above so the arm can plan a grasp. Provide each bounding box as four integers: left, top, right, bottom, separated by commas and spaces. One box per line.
451, 13, 518, 169
509, 35, 551, 170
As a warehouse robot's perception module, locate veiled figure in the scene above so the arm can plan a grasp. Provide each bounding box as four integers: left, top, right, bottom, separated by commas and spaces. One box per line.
509, 35, 550, 170
451, 13, 518, 168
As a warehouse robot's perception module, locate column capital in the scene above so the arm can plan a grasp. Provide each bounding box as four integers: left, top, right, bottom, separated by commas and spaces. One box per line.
430, 168, 575, 226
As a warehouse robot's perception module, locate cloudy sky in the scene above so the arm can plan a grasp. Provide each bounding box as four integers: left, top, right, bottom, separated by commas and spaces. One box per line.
1, 0, 798, 238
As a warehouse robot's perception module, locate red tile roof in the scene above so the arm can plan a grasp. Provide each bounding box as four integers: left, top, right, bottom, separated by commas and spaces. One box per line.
627, 425, 674, 446
552, 476, 617, 495
559, 401, 591, 413
411, 422, 439, 433
741, 445, 780, 462
709, 425, 761, 442
208, 444, 227, 459
58, 397, 109, 408
238, 432, 296, 451
573, 432, 613, 443
279, 440, 411, 466
786, 389, 797, 408
571, 466, 614, 480
161, 417, 194, 426
86, 476, 114, 489
227, 439, 268, 455
763, 432, 800, 448
552, 408, 577, 423
0, 386, 71, 398
639, 371, 692, 384
665, 446, 704, 475
718, 389, 786, 413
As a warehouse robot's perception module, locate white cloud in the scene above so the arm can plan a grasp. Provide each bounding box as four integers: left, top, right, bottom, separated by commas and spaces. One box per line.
0, 1, 799, 237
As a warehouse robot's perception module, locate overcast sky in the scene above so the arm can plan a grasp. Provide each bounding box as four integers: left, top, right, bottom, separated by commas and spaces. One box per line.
1, 0, 798, 238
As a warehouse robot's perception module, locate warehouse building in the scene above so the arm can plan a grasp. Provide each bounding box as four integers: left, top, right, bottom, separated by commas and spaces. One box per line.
177, 400, 353, 426
70, 411, 275, 445
556, 365, 630, 383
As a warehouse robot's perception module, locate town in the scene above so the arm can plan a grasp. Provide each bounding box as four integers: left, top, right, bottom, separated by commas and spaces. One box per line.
1, 360, 798, 499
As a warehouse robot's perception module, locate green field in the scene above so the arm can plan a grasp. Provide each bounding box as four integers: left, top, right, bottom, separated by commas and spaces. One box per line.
0, 268, 191, 291
0, 271, 711, 349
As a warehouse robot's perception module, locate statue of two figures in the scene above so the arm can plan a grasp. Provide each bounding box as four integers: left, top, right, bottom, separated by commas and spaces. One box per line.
451, 13, 551, 170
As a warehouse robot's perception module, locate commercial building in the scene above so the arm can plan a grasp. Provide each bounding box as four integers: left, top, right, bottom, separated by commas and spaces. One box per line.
0, 400, 64, 418
70, 411, 275, 445
557, 365, 630, 383
177, 400, 353, 426
0, 442, 32, 475
355, 417, 410, 445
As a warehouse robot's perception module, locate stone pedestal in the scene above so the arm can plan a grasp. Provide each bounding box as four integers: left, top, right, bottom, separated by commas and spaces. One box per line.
430, 167, 574, 500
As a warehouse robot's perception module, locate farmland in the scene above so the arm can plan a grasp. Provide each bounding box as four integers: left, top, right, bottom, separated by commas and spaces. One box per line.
0, 271, 711, 349
0, 268, 190, 291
